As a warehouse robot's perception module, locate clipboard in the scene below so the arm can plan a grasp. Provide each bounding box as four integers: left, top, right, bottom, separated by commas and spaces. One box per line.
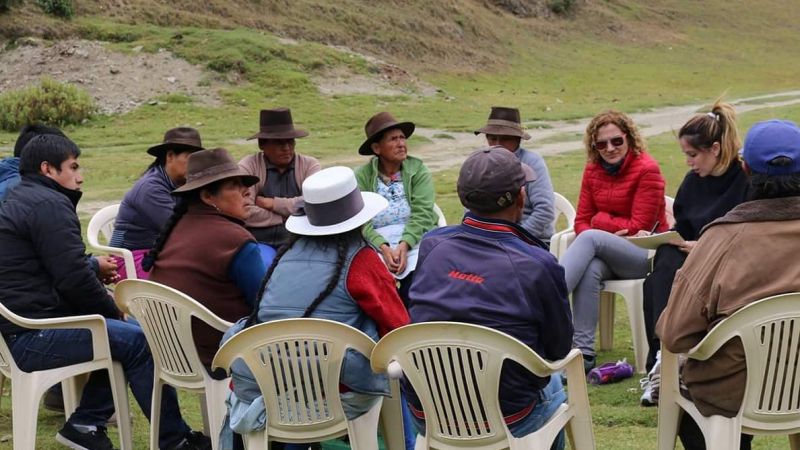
627, 231, 682, 250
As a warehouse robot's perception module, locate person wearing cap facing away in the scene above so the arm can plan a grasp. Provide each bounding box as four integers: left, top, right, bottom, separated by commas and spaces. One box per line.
657, 119, 800, 450
475, 106, 555, 242
406, 147, 572, 449
219, 166, 409, 449
0, 134, 210, 450
110, 127, 205, 280
560, 110, 668, 372
354, 111, 437, 305
239, 108, 321, 248
144, 148, 272, 369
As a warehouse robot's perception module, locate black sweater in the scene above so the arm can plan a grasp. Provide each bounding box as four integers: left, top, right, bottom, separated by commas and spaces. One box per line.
673, 163, 749, 241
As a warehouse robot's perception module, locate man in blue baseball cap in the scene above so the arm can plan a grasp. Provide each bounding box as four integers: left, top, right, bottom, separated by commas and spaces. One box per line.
657, 119, 800, 450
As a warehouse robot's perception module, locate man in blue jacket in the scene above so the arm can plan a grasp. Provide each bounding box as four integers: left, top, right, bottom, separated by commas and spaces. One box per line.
0, 134, 210, 450
407, 147, 573, 448
0, 123, 65, 201
475, 106, 556, 243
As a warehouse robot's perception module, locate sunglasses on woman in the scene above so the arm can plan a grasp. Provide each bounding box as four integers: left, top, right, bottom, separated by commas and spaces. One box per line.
593, 136, 625, 151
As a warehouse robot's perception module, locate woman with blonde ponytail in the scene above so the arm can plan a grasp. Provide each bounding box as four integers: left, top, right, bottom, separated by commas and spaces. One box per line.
640, 100, 750, 407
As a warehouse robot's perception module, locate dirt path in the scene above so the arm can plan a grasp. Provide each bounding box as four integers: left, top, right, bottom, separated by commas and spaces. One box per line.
77, 90, 800, 216
378, 90, 800, 173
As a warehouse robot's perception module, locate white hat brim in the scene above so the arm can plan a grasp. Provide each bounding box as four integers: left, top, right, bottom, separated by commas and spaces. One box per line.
285, 192, 389, 236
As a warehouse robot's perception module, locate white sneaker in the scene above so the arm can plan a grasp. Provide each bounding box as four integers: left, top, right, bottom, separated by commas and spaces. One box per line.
640, 351, 661, 407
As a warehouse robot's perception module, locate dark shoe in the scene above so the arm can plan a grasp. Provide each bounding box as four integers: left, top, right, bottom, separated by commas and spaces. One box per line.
44, 383, 65, 413
56, 423, 116, 450
167, 431, 212, 450
583, 354, 596, 374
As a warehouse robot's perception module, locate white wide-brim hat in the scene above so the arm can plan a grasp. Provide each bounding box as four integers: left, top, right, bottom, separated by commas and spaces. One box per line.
286, 166, 388, 236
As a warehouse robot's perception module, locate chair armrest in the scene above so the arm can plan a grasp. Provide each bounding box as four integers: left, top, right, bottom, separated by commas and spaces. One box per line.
550, 228, 576, 261
90, 244, 136, 280
0, 306, 111, 361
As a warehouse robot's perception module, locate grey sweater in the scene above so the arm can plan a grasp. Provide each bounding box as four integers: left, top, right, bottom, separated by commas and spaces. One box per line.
515, 146, 555, 241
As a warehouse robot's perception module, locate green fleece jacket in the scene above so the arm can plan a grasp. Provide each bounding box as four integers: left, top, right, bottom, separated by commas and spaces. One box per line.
354, 155, 437, 249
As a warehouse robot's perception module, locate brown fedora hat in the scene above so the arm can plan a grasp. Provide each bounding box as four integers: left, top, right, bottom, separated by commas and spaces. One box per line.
147, 127, 204, 156
173, 148, 259, 194
358, 111, 415, 155
247, 108, 309, 140
474, 106, 531, 140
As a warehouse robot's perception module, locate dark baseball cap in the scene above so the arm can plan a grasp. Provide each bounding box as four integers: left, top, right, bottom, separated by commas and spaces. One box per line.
457, 146, 536, 213
742, 119, 800, 175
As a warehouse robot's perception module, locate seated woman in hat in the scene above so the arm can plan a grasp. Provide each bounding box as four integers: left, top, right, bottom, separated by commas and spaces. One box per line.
144, 148, 274, 369
219, 166, 410, 449
110, 127, 204, 279
239, 107, 321, 249
354, 112, 438, 304
560, 110, 668, 372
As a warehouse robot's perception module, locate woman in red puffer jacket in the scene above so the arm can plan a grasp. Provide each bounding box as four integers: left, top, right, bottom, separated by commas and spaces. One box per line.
561, 110, 668, 372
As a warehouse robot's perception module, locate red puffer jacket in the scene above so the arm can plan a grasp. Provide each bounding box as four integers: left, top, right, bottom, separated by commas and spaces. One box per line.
574, 151, 668, 235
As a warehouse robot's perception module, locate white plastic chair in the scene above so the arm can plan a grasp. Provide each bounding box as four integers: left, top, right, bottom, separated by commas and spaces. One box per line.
597, 195, 675, 373
371, 322, 595, 450
432, 203, 447, 227
114, 280, 232, 450
87, 204, 137, 280
0, 302, 132, 450
549, 192, 577, 260
212, 318, 383, 450
555, 195, 674, 373
658, 292, 800, 450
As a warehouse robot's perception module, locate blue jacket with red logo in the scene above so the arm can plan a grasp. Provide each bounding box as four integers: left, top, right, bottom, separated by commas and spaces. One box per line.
407, 213, 573, 417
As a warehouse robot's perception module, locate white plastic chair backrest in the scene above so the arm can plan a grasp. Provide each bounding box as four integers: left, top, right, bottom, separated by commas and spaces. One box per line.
433, 203, 447, 227
115, 279, 231, 389
553, 192, 576, 231
212, 318, 378, 441
665, 195, 675, 228
687, 292, 800, 428
88, 204, 120, 247
371, 322, 556, 449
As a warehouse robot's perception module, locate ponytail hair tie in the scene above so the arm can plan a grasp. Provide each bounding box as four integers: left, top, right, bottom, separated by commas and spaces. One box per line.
707, 112, 719, 121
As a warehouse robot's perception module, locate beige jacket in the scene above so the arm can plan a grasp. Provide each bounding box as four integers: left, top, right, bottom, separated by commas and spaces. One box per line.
657, 196, 800, 417
238, 152, 321, 228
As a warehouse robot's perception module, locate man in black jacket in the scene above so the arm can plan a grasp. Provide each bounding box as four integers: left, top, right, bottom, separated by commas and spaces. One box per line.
0, 134, 209, 450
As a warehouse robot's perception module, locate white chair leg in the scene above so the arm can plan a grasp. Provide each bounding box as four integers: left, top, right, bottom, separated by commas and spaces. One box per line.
204, 378, 230, 450
619, 283, 648, 374
380, 380, 406, 450
242, 429, 267, 450
657, 349, 682, 450
150, 378, 164, 450
703, 415, 739, 450
599, 292, 615, 351
347, 397, 382, 450
11, 377, 42, 450
109, 362, 132, 450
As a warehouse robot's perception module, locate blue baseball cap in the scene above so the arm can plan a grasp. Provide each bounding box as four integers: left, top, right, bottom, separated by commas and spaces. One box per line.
742, 119, 800, 175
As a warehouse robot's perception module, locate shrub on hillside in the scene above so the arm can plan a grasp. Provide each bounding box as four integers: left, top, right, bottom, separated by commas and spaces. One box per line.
0, 78, 95, 131
548, 0, 577, 15
36, 0, 73, 18
0, 0, 20, 12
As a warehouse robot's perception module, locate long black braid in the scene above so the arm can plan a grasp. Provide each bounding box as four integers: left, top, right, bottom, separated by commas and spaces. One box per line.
244, 228, 365, 327
142, 194, 192, 272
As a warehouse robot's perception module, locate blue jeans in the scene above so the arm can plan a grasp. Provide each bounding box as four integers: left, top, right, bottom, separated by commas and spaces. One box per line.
409, 375, 567, 449
561, 229, 650, 356
8, 319, 190, 449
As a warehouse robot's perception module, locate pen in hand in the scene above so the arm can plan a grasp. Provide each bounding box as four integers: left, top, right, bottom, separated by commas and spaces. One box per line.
648, 220, 661, 235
